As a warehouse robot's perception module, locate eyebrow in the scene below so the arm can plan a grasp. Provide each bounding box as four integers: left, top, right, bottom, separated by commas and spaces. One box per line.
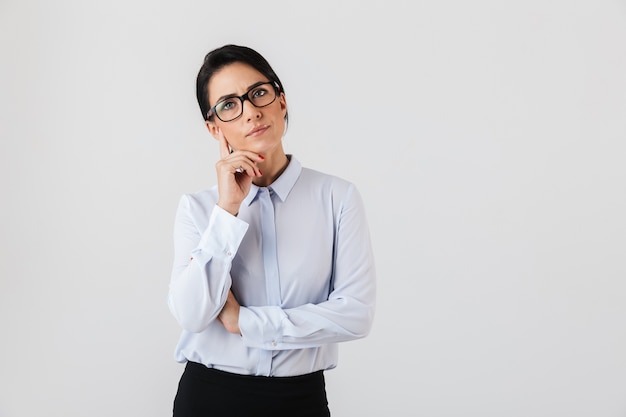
214, 80, 271, 104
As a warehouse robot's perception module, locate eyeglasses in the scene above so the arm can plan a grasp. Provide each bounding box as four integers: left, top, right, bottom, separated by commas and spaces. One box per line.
207, 81, 280, 122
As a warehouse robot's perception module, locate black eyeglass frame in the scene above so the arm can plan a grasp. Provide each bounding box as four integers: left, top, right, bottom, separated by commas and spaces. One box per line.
207, 81, 281, 122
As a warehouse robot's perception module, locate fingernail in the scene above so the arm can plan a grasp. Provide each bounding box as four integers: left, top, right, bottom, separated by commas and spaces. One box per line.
259, 155, 265, 160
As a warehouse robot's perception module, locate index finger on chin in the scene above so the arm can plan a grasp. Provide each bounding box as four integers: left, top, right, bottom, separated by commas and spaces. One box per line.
218, 128, 230, 159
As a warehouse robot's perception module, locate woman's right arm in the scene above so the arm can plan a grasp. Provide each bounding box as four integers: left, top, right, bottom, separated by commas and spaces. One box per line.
167, 195, 249, 333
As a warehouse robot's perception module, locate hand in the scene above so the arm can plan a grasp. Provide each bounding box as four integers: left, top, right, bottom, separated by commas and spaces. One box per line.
218, 290, 241, 335
215, 128, 264, 215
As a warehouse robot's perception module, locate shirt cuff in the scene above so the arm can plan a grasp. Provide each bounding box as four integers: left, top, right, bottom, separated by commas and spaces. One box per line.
239, 306, 286, 349
196, 204, 249, 257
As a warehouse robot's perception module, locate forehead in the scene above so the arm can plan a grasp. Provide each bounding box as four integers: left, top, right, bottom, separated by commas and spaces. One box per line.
208, 62, 267, 103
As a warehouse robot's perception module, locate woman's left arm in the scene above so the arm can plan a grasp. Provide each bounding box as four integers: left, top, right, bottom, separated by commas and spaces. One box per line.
237, 185, 377, 350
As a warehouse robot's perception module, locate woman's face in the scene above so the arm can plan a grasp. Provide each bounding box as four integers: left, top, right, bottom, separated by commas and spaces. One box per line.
206, 62, 287, 155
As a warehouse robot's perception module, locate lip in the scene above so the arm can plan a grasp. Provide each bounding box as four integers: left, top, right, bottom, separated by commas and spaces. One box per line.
246, 125, 269, 137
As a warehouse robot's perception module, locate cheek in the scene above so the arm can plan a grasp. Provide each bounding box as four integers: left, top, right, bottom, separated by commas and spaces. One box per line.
275, 118, 286, 137
219, 125, 247, 149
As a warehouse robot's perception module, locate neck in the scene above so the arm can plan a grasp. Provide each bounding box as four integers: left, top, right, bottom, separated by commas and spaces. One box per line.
253, 153, 289, 187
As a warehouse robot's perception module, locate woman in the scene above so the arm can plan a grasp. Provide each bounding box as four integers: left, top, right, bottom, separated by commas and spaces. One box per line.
168, 44, 376, 416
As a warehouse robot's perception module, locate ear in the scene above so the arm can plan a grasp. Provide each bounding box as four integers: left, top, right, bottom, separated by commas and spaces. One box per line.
206, 120, 219, 140
279, 93, 287, 118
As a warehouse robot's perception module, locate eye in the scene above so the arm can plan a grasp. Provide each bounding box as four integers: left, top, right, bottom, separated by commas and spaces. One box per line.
251, 86, 269, 99
217, 98, 238, 112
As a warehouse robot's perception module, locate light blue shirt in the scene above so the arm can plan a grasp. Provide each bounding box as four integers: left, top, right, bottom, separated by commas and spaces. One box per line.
168, 156, 376, 377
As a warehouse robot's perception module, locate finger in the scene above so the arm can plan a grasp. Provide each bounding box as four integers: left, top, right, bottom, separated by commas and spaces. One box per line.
217, 128, 231, 159
234, 160, 261, 177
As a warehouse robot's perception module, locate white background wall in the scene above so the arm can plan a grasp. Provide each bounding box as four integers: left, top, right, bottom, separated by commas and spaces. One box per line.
1, 1, 625, 416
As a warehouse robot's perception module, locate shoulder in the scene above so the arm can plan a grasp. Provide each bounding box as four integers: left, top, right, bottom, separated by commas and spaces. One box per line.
176, 185, 219, 214
298, 166, 357, 195
295, 166, 364, 213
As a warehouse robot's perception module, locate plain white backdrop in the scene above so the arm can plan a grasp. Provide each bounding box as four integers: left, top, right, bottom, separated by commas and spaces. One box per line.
1, 1, 625, 416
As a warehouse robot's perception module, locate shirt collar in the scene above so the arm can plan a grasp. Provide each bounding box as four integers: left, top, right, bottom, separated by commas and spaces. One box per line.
243, 155, 302, 206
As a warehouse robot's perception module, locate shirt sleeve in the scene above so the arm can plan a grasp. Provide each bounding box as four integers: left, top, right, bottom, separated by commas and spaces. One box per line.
238, 185, 376, 350
167, 195, 249, 333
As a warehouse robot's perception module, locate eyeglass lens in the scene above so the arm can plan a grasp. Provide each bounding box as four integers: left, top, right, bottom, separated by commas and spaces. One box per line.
215, 83, 277, 122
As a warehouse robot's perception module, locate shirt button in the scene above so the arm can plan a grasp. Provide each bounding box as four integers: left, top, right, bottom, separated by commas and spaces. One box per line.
226, 250, 232, 257
271, 341, 277, 347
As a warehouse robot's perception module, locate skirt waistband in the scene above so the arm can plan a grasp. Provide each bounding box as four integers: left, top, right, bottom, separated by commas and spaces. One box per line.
185, 361, 325, 388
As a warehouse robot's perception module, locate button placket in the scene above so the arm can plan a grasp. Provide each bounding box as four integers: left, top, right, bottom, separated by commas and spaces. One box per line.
258, 187, 281, 305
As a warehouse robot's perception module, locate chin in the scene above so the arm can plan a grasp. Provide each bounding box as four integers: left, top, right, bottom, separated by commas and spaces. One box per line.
248, 137, 280, 153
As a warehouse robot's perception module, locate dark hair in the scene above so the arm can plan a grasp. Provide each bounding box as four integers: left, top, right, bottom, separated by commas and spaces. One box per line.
196, 44, 287, 123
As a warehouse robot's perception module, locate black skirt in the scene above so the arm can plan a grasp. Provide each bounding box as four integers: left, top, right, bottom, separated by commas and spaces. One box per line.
173, 361, 331, 417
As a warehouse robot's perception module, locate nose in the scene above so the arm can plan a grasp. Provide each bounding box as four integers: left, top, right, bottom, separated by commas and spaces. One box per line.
241, 98, 261, 121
